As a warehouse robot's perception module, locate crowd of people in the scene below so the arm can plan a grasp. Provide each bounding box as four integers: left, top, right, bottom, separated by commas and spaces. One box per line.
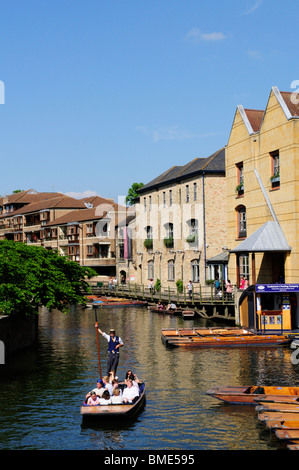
85, 370, 141, 406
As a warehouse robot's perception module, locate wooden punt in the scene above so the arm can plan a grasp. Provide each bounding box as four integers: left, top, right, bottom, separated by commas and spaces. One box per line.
80, 383, 146, 420
287, 441, 299, 450
93, 300, 147, 308
275, 429, 299, 441
182, 310, 196, 319
265, 419, 299, 430
256, 402, 299, 413
164, 334, 291, 348
254, 395, 299, 405
258, 412, 299, 422
161, 327, 255, 346
148, 307, 182, 315
206, 386, 299, 405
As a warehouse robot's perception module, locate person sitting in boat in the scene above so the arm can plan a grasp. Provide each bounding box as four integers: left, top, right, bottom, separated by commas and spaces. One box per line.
85, 379, 105, 400
102, 375, 113, 395
124, 370, 141, 388
87, 391, 101, 406
111, 388, 123, 404
111, 377, 122, 395
99, 390, 112, 405
157, 302, 164, 310
123, 379, 140, 403
166, 302, 177, 311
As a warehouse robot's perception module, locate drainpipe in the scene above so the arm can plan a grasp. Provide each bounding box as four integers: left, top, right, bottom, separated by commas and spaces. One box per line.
202, 172, 207, 281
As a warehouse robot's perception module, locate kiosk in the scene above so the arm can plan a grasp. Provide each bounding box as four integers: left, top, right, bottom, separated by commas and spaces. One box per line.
239, 284, 299, 332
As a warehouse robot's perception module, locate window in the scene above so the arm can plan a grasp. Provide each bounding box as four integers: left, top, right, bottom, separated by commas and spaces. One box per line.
271, 151, 280, 188
236, 206, 246, 238
148, 260, 154, 279
193, 183, 197, 201
240, 255, 249, 284
168, 260, 175, 281
186, 219, 198, 244
144, 226, 153, 250
144, 197, 146, 212
163, 192, 166, 208
149, 195, 152, 211
164, 222, 174, 248
169, 190, 172, 206
191, 259, 200, 282
186, 185, 189, 202
236, 163, 244, 196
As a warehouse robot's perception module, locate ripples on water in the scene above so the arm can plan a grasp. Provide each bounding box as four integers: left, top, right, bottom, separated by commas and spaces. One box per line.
0, 306, 299, 450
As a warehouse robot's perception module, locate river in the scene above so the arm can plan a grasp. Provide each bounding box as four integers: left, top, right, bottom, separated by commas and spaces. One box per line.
0, 305, 298, 451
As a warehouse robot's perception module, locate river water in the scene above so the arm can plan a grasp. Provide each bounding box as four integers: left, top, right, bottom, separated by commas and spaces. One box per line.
0, 305, 299, 451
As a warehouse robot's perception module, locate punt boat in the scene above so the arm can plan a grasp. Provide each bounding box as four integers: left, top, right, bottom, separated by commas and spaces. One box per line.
80, 382, 146, 421
148, 306, 182, 315
258, 411, 299, 422
256, 402, 299, 413
206, 386, 299, 405
182, 310, 197, 319
163, 334, 291, 348
275, 429, 299, 441
265, 419, 299, 430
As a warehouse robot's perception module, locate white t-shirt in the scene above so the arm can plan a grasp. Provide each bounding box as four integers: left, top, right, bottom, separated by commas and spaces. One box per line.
123, 386, 139, 403
111, 395, 123, 404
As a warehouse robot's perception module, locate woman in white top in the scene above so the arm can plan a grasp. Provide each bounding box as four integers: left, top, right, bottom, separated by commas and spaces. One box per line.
111, 388, 123, 404
122, 380, 139, 403
99, 390, 112, 405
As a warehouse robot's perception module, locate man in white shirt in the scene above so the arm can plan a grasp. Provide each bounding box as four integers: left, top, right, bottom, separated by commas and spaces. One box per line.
122, 379, 139, 403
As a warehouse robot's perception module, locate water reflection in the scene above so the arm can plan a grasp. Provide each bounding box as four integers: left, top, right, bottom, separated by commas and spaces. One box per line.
0, 305, 298, 450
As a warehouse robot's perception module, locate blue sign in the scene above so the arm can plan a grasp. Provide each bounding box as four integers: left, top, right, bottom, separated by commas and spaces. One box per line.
256, 284, 299, 293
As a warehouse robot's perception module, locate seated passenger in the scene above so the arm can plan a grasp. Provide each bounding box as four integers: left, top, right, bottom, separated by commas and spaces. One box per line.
111, 388, 123, 404
87, 391, 100, 406
102, 375, 113, 395
112, 377, 122, 395
99, 389, 112, 405
123, 379, 139, 403
166, 303, 176, 311
157, 302, 164, 310
85, 379, 105, 400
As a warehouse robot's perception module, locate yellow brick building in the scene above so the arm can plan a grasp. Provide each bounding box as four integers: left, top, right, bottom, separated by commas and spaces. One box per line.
226, 86, 299, 330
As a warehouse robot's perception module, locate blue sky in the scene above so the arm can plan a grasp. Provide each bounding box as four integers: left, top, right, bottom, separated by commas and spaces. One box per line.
0, 0, 298, 203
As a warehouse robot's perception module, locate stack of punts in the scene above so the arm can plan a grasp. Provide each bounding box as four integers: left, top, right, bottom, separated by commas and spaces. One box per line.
206, 385, 299, 405
80, 383, 146, 421
161, 327, 291, 348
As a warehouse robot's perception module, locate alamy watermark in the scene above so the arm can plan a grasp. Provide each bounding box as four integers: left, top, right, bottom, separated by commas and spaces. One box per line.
0, 81, 4, 104
0, 340, 4, 364
290, 80, 299, 105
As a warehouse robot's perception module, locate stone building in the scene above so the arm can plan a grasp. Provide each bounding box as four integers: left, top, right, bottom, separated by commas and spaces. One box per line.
120, 148, 227, 289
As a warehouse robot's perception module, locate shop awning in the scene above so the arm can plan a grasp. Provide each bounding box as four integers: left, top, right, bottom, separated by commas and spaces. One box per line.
207, 251, 229, 264
230, 221, 291, 253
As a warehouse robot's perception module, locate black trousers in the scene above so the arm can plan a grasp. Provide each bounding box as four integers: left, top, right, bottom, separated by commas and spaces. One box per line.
106, 351, 119, 375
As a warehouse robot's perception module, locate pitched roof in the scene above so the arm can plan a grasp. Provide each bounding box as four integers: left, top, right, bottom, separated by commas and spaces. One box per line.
231, 221, 291, 253
0, 190, 64, 206
0, 196, 88, 218
138, 147, 225, 193
243, 109, 264, 132
45, 202, 125, 226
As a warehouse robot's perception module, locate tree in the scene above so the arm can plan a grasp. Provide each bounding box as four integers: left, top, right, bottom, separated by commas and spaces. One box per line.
0, 240, 96, 315
125, 182, 144, 206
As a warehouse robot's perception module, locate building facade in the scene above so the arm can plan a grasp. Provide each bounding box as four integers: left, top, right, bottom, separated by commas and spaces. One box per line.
118, 148, 227, 289
226, 86, 299, 286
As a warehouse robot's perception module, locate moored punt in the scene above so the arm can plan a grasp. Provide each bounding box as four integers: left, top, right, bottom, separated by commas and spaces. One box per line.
287, 441, 299, 450
161, 327, 255, 346
206, 386, 299, 405
80, 383, 146, 421
93, 299, 147, 308
266, 419, 299, 430
275, 429, 299, 441
148, 307, 182, 315
258, 412, 299, 422
182, 310, 196, 319
256, 402, 299, 413
254, 395, 299, 405
165, 334, 291, 349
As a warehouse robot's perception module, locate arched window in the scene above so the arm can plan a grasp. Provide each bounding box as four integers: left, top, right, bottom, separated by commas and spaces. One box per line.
168, 259, 175, 281
164, 223, 174, 248
236, 205, 246, 238
191, 259, 200, 282
148, 260, 154, 279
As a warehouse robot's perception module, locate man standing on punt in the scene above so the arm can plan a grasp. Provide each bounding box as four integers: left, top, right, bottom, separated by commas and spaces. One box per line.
96, 326, 124, 375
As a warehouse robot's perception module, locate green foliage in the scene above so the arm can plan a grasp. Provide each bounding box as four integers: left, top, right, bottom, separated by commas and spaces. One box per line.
0, 240, 96, 315
144, 238, 153, 249
125, 182, 144, 206
154, 278, 161, 292
176, 279, 183, 293
163, 237, 174, 248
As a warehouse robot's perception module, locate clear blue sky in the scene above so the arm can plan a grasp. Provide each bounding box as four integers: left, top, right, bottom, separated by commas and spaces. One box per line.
0, 0, 298, 203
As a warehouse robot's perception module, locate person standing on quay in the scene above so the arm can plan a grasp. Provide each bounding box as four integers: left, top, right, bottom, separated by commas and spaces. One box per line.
96, 326, 124, 376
